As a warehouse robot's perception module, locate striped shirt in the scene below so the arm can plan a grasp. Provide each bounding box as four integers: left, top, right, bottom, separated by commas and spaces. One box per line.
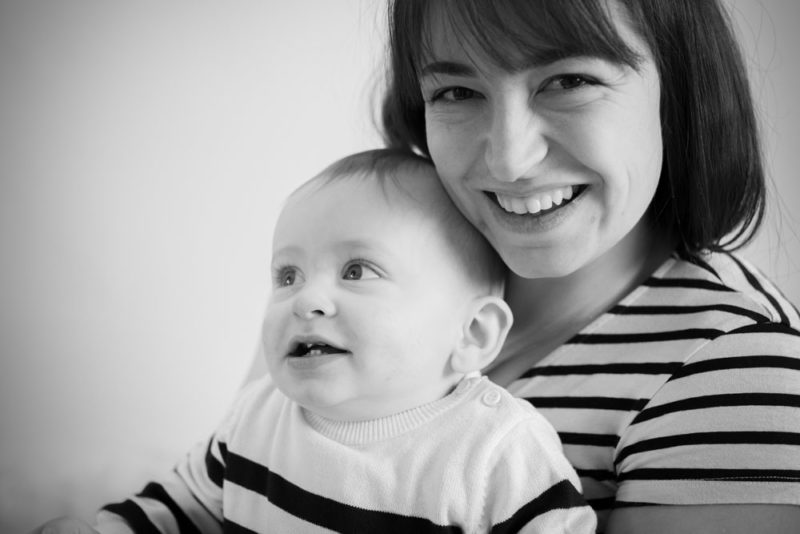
505, 251, 800, 531
96, 376, 596, 533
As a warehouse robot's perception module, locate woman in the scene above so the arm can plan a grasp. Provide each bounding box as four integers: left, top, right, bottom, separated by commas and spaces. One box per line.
381, 0, 800, 533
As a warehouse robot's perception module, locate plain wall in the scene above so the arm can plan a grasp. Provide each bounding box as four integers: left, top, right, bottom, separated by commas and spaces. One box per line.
0, 1, 797, 532
0, 2, 386, 530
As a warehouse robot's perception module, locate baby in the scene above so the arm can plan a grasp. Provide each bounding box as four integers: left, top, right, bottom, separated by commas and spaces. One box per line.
34, 149, 595, 533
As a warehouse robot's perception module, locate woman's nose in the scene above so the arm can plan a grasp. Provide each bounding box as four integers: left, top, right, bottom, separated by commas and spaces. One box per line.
292, 283, 336, 320
484, 94, 547, 182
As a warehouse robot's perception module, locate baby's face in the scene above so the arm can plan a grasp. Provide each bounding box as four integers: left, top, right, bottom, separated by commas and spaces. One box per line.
262, 171, 477, 421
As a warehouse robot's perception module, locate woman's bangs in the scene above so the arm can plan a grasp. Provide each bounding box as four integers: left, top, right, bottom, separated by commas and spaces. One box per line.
420, 0, 641, 72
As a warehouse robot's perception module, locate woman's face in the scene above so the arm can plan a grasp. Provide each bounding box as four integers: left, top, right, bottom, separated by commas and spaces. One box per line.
420, 3, 663, 278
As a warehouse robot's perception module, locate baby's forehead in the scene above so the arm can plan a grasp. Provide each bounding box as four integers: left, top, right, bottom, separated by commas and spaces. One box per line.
281, 172, 462, 253
296, 167, 446, 210
277, 174, 460, 255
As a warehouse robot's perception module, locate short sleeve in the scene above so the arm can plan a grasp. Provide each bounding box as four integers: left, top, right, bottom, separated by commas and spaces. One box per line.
614, 322, 800, 506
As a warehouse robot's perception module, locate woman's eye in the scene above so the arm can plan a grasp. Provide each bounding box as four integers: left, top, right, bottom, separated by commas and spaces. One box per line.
432, 86, 478, 103
342, 262, 379, 281
541, 74, 594, 92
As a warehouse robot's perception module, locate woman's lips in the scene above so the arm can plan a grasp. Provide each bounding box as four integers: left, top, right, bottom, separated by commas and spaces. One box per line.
483, 185, 589, 233
491, 185, 585, 216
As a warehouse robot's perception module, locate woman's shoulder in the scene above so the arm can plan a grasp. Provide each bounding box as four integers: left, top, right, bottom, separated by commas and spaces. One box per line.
622, 251, 800, 435
612, 253, 800, 508
654, 250, 800, 328
628, 252, 800, 337
591, 249, 800, 371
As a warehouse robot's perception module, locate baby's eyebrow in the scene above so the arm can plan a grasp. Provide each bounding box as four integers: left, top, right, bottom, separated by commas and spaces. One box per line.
271, 244, 303, 260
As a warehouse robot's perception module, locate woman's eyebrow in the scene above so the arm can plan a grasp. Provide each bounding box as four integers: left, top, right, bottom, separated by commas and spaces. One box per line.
419, 54, 601, 78
419, 60, 476, 77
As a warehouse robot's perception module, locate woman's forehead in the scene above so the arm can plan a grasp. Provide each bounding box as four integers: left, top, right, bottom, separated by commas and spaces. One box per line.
419, 0, 642, 71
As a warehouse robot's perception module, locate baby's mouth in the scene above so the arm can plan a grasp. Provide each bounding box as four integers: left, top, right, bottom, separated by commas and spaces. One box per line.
288, 342, 347, 357
489, 185, 587, 216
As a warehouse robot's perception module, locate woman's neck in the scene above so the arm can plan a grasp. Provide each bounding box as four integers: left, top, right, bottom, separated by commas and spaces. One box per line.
488, 220, 674, 385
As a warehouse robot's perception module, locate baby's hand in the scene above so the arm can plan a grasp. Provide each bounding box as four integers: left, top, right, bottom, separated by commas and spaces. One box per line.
29, 517, 100, 534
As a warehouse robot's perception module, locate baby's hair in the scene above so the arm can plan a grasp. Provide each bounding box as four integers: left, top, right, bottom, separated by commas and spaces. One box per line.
295, 148, 507, 296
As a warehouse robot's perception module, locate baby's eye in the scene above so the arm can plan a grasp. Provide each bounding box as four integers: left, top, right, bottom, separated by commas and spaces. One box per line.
342, 261, 380, 281
432, 86, 479, 103
274, 267, 299, 287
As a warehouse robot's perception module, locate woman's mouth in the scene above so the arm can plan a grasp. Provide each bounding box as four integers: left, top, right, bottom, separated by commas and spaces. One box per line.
489, 185, 587, 216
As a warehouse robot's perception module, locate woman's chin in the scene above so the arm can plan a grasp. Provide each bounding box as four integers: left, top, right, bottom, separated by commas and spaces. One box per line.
501, 247, 596, 280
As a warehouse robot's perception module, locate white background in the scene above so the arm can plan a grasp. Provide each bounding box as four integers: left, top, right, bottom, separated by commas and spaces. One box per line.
0, 1, 797, 531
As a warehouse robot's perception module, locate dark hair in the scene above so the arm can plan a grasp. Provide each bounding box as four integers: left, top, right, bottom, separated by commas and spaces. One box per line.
300, 148, 507, 295
381, 0, 766, 255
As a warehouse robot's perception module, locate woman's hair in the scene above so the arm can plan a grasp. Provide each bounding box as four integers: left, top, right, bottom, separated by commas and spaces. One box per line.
381, 0, 766, 255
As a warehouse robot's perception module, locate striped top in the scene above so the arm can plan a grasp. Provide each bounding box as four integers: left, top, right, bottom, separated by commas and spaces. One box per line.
505, 251, 800, 531
96, 376, 596, 533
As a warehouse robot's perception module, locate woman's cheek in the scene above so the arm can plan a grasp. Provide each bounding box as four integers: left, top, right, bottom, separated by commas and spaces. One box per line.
427, 119, 477, 181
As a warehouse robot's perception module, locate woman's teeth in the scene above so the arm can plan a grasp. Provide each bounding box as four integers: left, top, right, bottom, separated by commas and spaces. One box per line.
495, 186, 576, 215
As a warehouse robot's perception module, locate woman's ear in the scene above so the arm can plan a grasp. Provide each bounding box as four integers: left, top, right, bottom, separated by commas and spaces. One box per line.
450, 296, 513, 375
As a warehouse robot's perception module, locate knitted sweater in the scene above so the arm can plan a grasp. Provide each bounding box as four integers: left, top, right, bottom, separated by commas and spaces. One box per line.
96, 375, 596, 533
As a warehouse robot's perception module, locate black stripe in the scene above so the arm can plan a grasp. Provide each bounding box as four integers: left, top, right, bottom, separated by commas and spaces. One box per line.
226, 452, 463, 533
577, 468, 616, 482
526, 396, 648, 411
489, 480, 589, 534
206, 439, 226, 488
173, 466, 223, 526
608, 303, 769, 323
612, 500, 661, 508
224, 519, 259, 534
676, 250, 721, 280
138, 482, 202, 534
727, 253, 791, 325
571, 329, 722, 344
668, 355, 800, 380
101, 501, 161, 534
587, 496, 616, 510
521, 362, 681, 378
727, 322, 800, 337
559, 432, 619, 448
615, 431, 800, 467
618, 466, 800, 482
644, 277, 734, 291
630, 393, 800, 425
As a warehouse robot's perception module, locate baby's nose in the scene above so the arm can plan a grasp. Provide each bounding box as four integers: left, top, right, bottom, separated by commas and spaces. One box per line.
292, 285, 336, 319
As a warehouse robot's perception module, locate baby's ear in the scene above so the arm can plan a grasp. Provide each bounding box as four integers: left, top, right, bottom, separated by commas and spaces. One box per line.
451, 296, 513, 374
